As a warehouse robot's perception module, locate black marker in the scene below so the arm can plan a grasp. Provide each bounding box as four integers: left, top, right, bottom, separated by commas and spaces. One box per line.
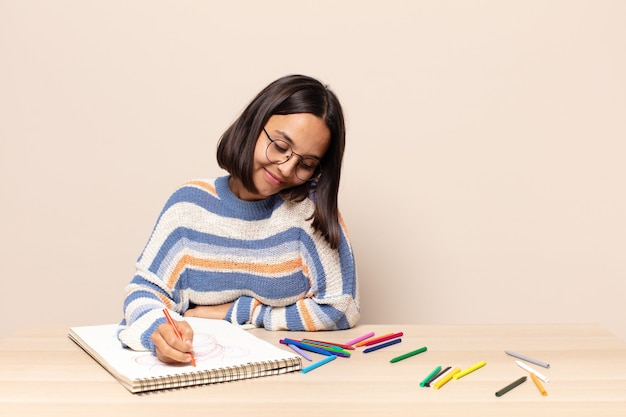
495, 376, 527, 397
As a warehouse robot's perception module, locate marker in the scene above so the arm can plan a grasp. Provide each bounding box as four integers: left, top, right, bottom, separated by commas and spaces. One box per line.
301, 342, 351, 358
363, 338, 402, 353
420, 366, 442, 387
505, 350, 550, 368
301, 340, 353, 355
287, 343, 313, 361
530, 372, 548, 396
433, 367, 460, 390
360, 332, 404, 347
302, 339, 355, 350
345, 331, 375, 346
453, 361, 486, 379
390, 346, 428, 363
162, 308, 196, 367
495, 376, 527, 397
301, 355, 336, 374
355, 333, 393, 347
281, 339, 333, 356
426, 366, 452, 387
516, 360, 550, 383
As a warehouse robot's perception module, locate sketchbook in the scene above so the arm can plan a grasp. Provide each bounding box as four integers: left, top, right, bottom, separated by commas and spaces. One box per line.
68, 318, 302, 393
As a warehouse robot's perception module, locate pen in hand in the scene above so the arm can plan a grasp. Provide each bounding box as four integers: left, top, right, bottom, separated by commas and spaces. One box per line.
162, 308, 196, 366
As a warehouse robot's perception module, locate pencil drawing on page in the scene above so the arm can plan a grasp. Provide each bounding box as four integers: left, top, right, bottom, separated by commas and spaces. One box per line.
133, 331, 250, 370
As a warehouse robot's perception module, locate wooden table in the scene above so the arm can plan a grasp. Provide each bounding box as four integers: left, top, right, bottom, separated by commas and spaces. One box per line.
1, 324, 625, 416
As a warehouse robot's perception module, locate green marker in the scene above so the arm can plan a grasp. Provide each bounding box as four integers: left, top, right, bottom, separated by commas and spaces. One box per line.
420, 366, 442, 387
390, 346, 427, 363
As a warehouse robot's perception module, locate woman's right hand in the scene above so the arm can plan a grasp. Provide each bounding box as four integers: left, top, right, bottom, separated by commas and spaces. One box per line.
151, 321, 195, 364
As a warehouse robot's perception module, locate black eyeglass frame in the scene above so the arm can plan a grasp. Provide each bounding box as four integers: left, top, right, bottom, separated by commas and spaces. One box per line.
262, 128, 322, 181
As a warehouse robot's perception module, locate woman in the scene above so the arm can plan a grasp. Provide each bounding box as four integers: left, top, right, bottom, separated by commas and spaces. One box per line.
118, 75, 359, 364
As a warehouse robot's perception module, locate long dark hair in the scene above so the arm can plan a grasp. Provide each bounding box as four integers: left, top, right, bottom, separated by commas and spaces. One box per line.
217, 75, 346, 249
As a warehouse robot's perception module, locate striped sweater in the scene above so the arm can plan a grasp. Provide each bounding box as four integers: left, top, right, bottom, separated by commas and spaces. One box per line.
118, 176, 360, 351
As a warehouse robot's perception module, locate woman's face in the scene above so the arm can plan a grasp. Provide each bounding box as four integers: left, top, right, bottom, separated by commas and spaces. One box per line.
231, 113, 331, 201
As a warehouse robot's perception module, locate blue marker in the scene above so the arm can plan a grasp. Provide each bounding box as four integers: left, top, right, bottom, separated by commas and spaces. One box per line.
301, 355, 336, 374
282, 338, 333, 356
363, 338, 402, 353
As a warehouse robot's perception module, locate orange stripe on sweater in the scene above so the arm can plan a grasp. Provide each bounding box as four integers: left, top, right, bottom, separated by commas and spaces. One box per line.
298, 299, 317, 331
157, 293, 174, 309
338, 211, 350, 239
183, 180, 217, 197
167, 255, 303, 289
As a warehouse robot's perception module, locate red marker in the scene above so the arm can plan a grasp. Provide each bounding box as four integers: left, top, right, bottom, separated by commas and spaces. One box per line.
361, 332, 404, 347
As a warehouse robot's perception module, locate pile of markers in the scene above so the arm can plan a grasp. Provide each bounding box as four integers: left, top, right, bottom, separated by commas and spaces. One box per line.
414, 350, 551, 396
279, 331, 407, 373
279, 332, 550, 398
417, 360, 487, 389
495, 350, 550, 397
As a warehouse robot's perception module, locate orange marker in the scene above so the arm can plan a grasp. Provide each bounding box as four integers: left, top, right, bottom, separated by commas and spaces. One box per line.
530, 372, 548, 396
162, 309, 196, 366
355, 333, 394, 347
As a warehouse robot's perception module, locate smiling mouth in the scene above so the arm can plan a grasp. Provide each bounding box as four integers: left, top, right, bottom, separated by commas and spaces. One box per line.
264, 169, 284, 186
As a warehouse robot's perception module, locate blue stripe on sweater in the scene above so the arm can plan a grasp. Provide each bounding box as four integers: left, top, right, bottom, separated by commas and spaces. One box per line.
162, 183, 280, 221
185, 269, 309, 299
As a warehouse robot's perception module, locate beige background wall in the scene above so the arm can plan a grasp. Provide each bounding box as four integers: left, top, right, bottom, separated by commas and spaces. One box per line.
1, 1, 625, 340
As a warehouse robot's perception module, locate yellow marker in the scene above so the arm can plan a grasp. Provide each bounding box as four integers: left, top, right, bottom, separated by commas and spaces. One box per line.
530, 372, 548, 396
433, 368, 460, 390
453, 361, 487, 380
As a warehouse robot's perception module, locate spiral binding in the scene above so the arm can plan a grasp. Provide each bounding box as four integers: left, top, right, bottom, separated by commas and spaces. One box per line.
135, 357, 302, 392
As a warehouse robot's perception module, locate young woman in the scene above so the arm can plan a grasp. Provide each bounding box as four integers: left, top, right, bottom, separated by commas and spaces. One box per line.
117, 75, 359, 364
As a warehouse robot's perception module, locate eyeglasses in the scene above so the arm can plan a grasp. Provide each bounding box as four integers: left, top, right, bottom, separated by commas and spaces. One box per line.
263, 128, 321, 181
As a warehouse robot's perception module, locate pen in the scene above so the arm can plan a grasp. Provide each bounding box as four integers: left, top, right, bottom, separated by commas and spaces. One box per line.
162, 308, 196, 367
361, 332, 404, 347
345, 331, 375, 346
363, 338, 402, 353
516, 360, 550, 382
530, 372, 548, 396
390, 346, 427, 363
433, 367, 460, 390
287, 343, 313, 361
505, 350, 550, 368
453, 361, 486, 380
301, 355, 336, 374
420, 366, 442, 387
495, 376, 527, 397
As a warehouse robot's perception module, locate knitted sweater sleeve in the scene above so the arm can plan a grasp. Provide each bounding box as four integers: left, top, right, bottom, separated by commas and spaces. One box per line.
116, 185, 193, 352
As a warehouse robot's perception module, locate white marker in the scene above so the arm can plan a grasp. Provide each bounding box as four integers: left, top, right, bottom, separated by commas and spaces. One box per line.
516, 360, 550, 383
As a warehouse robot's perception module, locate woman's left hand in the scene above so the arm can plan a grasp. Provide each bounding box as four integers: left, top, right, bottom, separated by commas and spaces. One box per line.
184, 303, 234, 320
